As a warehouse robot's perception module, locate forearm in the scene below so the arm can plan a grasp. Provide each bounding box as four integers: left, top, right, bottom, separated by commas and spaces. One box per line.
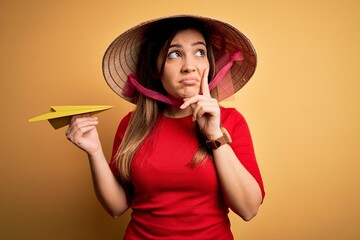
88, 146, 129, 218
213, 144, 262, 221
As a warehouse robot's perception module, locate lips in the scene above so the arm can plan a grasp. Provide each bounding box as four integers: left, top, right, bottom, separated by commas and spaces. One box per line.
180, 78, 198, 85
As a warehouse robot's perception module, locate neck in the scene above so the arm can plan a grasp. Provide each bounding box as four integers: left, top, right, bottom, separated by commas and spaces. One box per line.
163, 105, 192, 118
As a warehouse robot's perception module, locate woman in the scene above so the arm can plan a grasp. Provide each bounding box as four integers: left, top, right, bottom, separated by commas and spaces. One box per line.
66, 15, 265, 239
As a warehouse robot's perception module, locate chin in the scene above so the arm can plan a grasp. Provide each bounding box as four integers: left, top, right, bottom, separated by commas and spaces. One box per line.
181, 90, 199, 98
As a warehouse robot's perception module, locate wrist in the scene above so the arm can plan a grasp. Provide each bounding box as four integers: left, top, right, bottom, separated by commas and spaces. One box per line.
87, 144, 103, 160
206, 129, 223, 141
205, 127, 232, 150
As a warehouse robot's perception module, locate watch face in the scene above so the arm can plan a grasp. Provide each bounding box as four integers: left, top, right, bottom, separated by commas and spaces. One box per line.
214, 140, 222, 148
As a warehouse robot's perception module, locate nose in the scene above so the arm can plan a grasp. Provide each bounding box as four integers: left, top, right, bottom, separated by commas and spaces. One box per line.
181, 56, 196, 73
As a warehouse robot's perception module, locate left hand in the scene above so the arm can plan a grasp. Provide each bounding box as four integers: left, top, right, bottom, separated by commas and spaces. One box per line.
180, 68, 222, 140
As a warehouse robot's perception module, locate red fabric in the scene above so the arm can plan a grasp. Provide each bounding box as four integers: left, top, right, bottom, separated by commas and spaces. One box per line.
110, 107, 265, 239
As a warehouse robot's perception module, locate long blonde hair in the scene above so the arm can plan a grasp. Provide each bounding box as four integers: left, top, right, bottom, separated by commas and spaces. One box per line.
115, 95, 159, 182
115, 18, 216, 184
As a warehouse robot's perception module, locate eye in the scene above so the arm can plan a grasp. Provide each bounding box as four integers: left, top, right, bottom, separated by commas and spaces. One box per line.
195, 49, 206, 57
167, 51, 181, 59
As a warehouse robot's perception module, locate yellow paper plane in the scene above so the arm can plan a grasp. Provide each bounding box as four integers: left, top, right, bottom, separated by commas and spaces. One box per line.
29, 105, 113, 129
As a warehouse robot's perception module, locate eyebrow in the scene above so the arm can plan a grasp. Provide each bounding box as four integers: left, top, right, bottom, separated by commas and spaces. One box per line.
169, 41, 207, 49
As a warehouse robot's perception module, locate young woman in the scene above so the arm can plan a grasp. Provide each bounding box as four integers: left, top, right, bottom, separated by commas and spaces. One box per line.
66, 15, 265, 239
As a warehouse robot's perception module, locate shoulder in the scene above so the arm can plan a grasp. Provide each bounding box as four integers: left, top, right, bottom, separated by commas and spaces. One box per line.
219, 106, 251, 136
115, 112, 133, 139
220, 106, 246, 125
119, 112, 132, 128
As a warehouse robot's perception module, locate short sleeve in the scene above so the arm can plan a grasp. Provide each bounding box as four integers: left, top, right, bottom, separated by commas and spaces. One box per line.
220, 107, 265, 200
109, 112, 132, 179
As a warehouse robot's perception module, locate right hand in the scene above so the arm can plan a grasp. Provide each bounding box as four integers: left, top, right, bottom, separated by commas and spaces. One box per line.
65, 114, 100, 155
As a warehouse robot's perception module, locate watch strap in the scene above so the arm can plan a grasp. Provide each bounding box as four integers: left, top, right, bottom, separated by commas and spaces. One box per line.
206, 127, 232, 149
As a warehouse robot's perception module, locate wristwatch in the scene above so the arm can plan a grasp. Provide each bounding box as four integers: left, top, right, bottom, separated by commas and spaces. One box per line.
206, 127, 232, 149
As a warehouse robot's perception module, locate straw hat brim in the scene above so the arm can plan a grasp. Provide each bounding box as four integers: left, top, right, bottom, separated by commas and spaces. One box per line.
102, 15, 257, 103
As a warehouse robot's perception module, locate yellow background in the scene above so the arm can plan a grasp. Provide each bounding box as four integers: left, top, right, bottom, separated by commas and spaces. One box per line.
1, 0, 360, 239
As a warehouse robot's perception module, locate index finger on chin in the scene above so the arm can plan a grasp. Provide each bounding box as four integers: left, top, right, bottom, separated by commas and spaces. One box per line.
201, 68, 211, 97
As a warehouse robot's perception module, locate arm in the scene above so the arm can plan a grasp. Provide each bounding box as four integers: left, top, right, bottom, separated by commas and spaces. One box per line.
66, 115, 129, 218
210, 130, 263, 221
181, 69, 263, 221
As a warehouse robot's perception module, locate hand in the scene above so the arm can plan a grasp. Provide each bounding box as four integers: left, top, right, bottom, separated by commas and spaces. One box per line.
180, 68, 223, 140
65, 114, 101, 155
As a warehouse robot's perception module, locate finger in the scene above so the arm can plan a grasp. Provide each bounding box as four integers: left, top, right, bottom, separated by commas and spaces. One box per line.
180, 95, 205, 109
192, 104, 205, 122
71, 125, 96, 143
201, 68, 211, 97
67, 115, 95, 135
192, 99, 218, 121
66, 117, 98, 139
181, 93, 217, 109
67, 121, 98, 144
70, 113, 92, 123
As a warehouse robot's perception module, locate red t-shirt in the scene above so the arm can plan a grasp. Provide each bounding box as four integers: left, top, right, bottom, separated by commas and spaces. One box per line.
110, 107, 265, 239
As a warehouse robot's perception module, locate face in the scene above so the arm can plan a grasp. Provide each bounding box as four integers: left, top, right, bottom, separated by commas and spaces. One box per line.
157, 28, 210, 99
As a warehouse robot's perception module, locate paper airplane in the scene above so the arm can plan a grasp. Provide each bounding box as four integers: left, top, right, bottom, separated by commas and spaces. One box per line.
29, 105, 113, 129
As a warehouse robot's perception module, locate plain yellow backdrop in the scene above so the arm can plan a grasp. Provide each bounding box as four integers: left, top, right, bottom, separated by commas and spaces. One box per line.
1, 0, 360, 239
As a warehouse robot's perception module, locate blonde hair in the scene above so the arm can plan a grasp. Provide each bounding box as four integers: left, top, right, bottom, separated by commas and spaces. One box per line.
115, 96, 159, 182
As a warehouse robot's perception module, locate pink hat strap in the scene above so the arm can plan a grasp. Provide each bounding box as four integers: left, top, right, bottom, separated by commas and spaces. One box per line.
125, 50, 243, 106
209, 51, 244, 90
127, 74, 183, 106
